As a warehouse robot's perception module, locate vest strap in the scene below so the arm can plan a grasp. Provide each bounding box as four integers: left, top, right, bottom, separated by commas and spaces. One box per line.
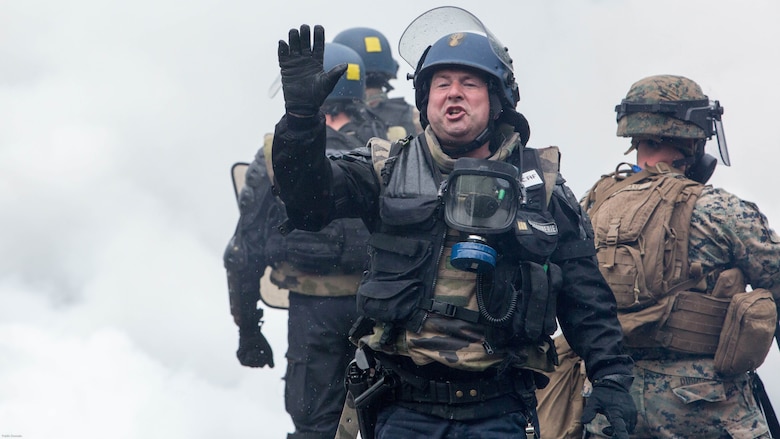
423, 299, 481, 323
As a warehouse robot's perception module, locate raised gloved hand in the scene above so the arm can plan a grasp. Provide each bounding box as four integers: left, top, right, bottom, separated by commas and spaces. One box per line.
581, 374, 637, 439
277, 24, 347, 117
237, 324, 274, 368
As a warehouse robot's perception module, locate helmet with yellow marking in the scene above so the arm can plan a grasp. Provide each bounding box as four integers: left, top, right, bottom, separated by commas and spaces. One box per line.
333, 27, 399, 90
323, 42, 366, 104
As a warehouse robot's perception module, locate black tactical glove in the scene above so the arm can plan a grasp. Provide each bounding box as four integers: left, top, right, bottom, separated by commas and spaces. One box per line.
237, 324, 274, 368
277, 24, 347, 117
581, 374, 637, 439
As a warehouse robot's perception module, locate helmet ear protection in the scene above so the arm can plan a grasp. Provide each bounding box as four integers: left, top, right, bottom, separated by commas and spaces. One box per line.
672, 139, 716, 184
685, 153, 717, 184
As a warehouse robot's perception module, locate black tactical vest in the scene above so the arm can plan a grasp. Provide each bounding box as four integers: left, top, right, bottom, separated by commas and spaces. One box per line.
356, 136, 563, 351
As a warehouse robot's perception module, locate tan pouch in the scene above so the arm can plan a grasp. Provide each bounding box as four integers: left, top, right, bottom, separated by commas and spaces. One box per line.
714, 288, 777, 376
710, 267, 745, 299
536, 336, 586, 439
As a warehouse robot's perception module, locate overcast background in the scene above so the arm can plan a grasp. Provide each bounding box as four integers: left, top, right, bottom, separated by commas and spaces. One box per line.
1, 1, 779, 438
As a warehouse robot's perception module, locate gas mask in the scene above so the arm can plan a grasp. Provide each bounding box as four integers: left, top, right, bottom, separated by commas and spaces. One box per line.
441, 158, 521, 273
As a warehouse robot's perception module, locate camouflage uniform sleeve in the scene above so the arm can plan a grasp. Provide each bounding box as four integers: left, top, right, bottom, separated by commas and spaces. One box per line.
690, 186, 780, 298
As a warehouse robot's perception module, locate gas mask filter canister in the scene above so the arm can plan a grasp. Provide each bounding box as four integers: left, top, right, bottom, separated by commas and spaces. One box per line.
442, 158, 521, 273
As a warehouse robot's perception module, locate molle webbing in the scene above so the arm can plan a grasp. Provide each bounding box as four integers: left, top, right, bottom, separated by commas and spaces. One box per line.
656, 291, 730, 354
587, 165, 720, 351
588, 165, 704, 310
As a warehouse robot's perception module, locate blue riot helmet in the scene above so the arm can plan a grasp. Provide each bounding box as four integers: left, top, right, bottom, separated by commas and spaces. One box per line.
413, 32, 518, 113
322, 42, 366, 105
333, 27, 399, 90
266, 42, 367, 103
441, 158, 521, 273
398, 6, 529, 147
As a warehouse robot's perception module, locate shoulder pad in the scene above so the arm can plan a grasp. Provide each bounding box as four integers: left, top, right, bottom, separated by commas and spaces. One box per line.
536, 146, 560, 206
369, 136, 394, 178
370, 135, 412, 183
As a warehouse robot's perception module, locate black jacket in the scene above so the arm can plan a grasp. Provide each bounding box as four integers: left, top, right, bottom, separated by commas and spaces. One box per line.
272, 112, 632, 381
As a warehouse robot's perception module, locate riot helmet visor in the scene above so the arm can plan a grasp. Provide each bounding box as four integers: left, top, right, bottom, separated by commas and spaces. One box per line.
398, 6, 512, 72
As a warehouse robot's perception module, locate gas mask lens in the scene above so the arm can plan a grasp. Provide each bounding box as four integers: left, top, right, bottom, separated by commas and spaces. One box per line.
443, 158, 520, 273
446, 173, 515, 231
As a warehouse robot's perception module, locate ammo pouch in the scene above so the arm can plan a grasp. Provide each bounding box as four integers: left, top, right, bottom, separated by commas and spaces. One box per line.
357, 232, 433, 330
512, 261, 562, 341
714, 289, 777, 376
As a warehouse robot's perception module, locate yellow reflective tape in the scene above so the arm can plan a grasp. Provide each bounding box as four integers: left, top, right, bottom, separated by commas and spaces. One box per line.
346, 63, 361, 81
364, 36, 382, 53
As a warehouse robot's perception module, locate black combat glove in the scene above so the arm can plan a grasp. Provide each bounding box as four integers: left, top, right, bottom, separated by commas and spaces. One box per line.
581, 374, 637, 439
237, 324, 274, 368
277, 24, 347, 117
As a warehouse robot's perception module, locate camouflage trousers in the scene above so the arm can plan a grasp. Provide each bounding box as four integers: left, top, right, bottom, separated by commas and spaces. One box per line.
585, 358, 770, 439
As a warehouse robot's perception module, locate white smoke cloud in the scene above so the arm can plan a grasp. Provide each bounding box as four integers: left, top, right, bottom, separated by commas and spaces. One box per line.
1, 0, 778, 437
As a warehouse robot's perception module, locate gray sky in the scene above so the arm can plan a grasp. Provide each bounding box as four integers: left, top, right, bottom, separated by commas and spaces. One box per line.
1, 1, 779, 437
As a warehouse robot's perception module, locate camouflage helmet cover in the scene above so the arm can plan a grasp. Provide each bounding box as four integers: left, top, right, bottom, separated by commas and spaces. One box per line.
617, 74, 708, 140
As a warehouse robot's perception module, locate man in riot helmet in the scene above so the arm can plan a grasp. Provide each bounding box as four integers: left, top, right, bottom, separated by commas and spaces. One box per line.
319, 42, 389, 146
224, 42, 382, 439
543, 74, 780, 438
271, 7, 636, 439
333, 26, 422, 140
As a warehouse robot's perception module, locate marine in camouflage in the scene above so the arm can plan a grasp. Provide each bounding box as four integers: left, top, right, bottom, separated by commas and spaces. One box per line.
581, 184, 780, 438
576, 74, 780, 439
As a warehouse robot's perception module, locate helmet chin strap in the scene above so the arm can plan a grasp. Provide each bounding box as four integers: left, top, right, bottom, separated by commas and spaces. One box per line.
441, 93, 502, 157
671, 156, 696, 169
441, 126, 492, 157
